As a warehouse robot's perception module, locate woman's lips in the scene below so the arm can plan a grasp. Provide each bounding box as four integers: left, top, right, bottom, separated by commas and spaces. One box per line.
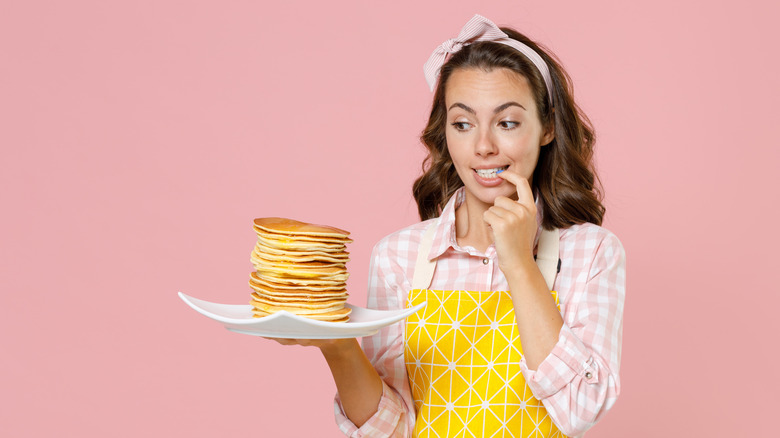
472, 166, 508, 187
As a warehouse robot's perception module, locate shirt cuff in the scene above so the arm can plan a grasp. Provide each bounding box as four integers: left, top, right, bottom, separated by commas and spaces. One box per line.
519, 323, 599, 400
334, 380, 407, 437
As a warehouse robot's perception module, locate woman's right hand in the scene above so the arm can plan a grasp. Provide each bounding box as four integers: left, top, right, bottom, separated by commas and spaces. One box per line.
264, 337, 357, 356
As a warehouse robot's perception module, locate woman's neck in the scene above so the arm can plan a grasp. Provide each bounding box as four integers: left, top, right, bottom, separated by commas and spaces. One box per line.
454, 192, 494, 253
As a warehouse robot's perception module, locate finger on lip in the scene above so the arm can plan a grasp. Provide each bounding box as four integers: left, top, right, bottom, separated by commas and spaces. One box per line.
498, 169, 529, 183
497, 169, 518, 183
497, 170, 535, 205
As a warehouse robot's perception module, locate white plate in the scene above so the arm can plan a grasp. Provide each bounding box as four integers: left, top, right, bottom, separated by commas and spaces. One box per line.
178, 292, 426, 339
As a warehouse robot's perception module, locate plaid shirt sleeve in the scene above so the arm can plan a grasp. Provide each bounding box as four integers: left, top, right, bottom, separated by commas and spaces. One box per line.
333, 226, 423, 437
519, 223, 626, 437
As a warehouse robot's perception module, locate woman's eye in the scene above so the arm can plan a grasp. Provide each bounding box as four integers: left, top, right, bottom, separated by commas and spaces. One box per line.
451, 122, 471, 131
499, 121, 519, 129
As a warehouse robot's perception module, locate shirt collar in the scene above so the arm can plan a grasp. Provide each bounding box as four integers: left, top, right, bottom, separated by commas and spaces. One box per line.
427, 187, 545, 260
427, 188, 464, 260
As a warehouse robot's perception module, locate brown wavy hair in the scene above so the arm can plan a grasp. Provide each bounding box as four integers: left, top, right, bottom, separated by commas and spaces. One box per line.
412, 28, 605, 229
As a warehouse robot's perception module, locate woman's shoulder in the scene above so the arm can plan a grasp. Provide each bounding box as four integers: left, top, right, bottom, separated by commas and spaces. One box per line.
559, 222, 625, 256
368, 218, 439, 279
373, 218, 438, 254
558, 222, 626, 296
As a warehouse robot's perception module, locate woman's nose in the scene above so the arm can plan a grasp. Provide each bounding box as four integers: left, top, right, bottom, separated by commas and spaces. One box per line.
475, 130, 498, 156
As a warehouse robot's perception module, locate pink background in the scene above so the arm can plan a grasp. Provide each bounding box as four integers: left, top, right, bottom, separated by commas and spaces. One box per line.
1, 0, 777, 436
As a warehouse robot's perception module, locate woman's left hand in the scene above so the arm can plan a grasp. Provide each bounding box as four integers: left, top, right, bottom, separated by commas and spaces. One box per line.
482, 171, 538, 272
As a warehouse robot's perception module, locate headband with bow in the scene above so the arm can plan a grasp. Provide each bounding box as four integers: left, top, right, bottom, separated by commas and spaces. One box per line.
422, 14, 553, 106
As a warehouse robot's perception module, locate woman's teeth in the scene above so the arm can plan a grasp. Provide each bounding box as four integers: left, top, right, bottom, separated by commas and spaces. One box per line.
475, 167, 508, 178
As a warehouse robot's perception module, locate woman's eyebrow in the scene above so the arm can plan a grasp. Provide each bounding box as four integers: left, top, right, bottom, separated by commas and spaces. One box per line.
448, 101, 526, 114
448, 102, 475, 114
494, 102, 526, 113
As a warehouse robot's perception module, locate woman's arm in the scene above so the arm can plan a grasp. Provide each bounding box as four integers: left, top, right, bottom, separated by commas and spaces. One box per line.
485, 172, 564, 369
519, 228, 625, 436
321, 339, 384, 427
502, 254, 565, 370
271, 337, 383, 427
486, 172, 626, 436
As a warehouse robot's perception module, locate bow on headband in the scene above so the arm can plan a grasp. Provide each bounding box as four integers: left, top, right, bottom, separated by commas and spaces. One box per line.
423, 14, 553, 106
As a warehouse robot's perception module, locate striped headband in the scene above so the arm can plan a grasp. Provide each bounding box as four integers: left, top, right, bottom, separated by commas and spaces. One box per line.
423, 14, 554, 106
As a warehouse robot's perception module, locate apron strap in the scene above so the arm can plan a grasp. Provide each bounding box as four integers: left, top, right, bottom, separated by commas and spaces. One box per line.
411, 222, 438, 290
411, 222, 561, 291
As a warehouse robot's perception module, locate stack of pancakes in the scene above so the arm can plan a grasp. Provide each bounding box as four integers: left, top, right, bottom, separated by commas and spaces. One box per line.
249, 217, 352, 322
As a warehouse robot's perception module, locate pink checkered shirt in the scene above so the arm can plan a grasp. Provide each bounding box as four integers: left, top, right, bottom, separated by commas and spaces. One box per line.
334, 188, 626, 437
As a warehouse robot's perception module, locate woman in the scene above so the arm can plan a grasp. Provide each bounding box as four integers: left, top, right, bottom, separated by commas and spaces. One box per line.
276, 15, 625, 438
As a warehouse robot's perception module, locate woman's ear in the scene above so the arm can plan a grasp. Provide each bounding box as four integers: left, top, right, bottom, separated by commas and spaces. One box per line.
541, 117, 555, 146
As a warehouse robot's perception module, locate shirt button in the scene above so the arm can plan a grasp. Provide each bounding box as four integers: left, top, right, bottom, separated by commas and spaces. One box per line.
482, 258, 489, 265
585, 372, 593, 379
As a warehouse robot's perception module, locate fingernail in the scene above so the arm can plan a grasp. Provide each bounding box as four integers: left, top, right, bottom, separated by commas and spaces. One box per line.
496, 169, 505, 174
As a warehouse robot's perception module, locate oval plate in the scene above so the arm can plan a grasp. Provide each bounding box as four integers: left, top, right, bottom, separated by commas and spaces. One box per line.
178, 292, 426, 339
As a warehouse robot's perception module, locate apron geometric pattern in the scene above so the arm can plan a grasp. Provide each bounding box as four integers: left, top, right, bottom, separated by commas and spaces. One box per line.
405, 289, 565, 438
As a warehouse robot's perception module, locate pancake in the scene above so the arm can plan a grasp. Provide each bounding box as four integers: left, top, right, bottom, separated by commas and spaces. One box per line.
252, 244, 349, 263
255, 234, 347, 252
251, 299, 350, 314
248, 281, 347, 298
252, 242, 349, 259
253, 217, 352, 239
253, 229, 352, 244
255, 270, 348, 284
251, 294, 347, 308
251, 304, 351, 318
249, 272, 347, 291
253, 260, 346, 275
251, 292, 347, 304
251, 255, 346, 270
251, 308, 351, 322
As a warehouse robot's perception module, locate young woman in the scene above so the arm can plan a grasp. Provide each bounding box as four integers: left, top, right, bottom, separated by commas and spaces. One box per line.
274, 15, 625, 438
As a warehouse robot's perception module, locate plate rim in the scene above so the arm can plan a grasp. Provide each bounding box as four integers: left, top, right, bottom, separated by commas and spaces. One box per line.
178, 291, 427, 331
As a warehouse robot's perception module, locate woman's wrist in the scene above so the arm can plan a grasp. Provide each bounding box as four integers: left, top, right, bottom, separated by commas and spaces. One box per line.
499, 251, 538, 280
319, 337, 384, 428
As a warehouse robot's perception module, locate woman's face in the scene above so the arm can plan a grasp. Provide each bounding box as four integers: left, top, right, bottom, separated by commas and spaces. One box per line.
445, 67, 554, 207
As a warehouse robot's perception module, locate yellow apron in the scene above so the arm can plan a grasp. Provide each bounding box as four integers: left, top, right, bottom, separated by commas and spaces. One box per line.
404, 225, 565, 438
